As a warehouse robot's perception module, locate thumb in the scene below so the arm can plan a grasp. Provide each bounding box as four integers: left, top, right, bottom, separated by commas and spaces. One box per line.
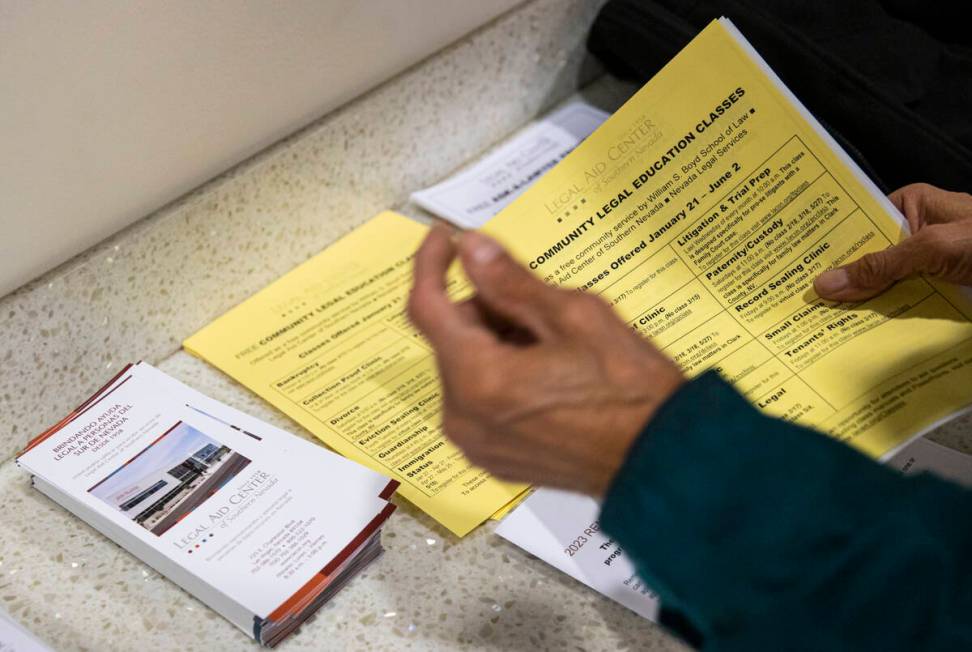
813, 243, 917, 302
458, 232, 561, 340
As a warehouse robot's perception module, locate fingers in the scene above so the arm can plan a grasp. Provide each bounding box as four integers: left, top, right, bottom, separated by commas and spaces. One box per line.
813, 246, 912, 301
889, 184, 925, 234
889, 183, 972, 232
455, 297, 538, 345
813, 223, 969, 302
457, 232, 562, 340
408, 225, 492, 352
820, 184, 972, 301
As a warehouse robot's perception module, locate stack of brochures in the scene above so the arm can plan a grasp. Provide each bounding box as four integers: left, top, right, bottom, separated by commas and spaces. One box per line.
16, 362, 397, 647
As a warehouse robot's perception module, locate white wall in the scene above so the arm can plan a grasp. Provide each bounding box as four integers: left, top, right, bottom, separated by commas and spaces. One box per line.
0, 0, 520, 296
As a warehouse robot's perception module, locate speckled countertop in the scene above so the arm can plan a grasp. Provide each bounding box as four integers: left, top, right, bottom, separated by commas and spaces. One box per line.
3, 1, 972, 650
1, 351, 690, 652
0, 0, 690, 649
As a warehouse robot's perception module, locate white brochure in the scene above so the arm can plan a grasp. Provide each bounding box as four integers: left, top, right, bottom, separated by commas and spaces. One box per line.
411, 99, 609, 228
17, 363, 396, 646
889, 437, 972, 487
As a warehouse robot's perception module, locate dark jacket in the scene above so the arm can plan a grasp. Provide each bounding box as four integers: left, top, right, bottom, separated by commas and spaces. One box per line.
601, 372, 972, 650
587, 0, 972, 193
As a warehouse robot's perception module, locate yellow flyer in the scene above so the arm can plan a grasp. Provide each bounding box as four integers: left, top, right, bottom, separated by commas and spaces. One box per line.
186, 18, 972, 538
482, 18, 972, 458
184, 212, 525, 537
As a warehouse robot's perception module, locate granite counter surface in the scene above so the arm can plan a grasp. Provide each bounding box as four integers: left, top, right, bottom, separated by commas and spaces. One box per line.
0, 352, 688, 652
0, 0, 689, 649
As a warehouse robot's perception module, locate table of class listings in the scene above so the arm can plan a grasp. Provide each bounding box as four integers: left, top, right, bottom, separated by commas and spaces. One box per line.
258, 130, 966, 498
589, 133, 938, 424
270, 309, 473, 499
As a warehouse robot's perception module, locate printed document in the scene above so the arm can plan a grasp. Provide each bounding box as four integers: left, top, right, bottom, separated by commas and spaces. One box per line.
495, 489, 659, 620
889, 437, 972, 487
185, 213, 526, 537
481, 19, 972, 459
411, 100, 608, 228
186, 18, 972, 538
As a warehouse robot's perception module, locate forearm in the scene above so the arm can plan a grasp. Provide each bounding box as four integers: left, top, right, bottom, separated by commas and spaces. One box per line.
601, 371, 972, 651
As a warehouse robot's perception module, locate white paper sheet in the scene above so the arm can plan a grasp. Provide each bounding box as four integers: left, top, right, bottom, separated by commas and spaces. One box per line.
410, 100, 609, 228
0, 609, 52, 652
495, 488, 659, 621
889, 437, 972, 487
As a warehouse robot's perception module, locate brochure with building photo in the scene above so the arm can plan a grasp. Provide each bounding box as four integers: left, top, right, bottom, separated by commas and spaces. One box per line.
17, 364, 397, 647
99, 361, 399, 501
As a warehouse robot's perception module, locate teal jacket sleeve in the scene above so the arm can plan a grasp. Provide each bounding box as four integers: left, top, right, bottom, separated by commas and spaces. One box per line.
600, 371, 972, 651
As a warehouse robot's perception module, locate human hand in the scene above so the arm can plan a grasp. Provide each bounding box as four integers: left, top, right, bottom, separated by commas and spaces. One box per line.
407, 225, 684, 496
814, 183, 972, 301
